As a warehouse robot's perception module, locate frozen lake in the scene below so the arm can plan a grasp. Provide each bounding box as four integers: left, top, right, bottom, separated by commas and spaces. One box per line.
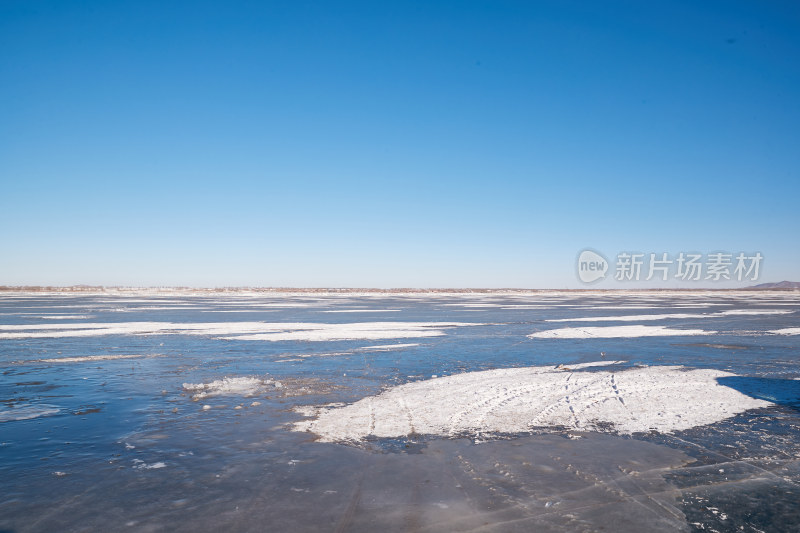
1, 290, 799, 532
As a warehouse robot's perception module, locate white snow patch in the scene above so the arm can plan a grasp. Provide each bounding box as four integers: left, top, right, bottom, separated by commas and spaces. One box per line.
575, 305, 723, 310
769, 328, 800, 335
442, 303, 504, 308
17, 354, 157, 364
0, 321, 480, 341
546, 309, 791, 323
717, 309, 792, 316
499, 305, 553, 310
321, 309, 401, 313
356, 343, 420, 351
233, 303, 315, 308
32, 314, 95, 320
218, 322, 477, 342
120, 306, 212, 311
528, 325, 714, 339
182, 376, 276, 400
134, 461, 167, 470
557, 360, 626, 369
546, 313, 704, 323
293, 364, 770, 442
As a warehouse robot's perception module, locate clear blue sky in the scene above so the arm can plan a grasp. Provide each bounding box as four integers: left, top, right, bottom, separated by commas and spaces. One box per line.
1, 1, 798, 288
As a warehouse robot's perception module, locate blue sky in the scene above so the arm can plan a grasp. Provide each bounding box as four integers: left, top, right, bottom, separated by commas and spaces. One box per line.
1, 1, 798, 288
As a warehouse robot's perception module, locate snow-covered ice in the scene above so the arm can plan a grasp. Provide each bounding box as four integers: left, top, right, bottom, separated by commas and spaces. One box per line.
294, 363, 770, 442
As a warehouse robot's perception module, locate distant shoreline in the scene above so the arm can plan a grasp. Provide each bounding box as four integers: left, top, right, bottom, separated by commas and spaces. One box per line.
1, 286, 798, 294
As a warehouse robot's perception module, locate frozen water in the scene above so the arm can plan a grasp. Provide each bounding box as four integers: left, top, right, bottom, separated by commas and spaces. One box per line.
1, 289, 799, 532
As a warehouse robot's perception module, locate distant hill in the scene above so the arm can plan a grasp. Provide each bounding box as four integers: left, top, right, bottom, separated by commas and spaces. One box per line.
750, 281, 800, 289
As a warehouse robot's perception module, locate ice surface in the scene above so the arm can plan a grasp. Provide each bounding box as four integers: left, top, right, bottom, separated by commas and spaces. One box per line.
182, 376, 276, 400
1, 290, 798, 532
0, 403, 60, 422
355, 343, 420, 351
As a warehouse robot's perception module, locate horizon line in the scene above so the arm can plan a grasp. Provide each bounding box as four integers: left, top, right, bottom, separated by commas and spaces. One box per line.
1, 285, 797, 293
